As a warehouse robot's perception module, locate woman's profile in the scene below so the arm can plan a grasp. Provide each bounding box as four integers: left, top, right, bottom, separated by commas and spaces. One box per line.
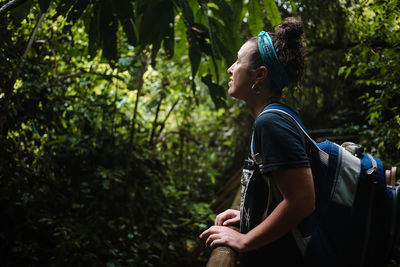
200, 17, 314, 266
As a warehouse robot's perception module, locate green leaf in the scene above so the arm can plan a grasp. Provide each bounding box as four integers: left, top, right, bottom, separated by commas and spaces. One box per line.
187, 29, 201, 80
213, 24, 235, 65
345, 66, 354, 79
54, 0, 77, 18
99, 0, 118, 62
188, 40, 201, 101
190, 23, 212, 56
88, 6, 100, 59
248, 0, 264, 36
262, 0, 281, 27
210, 0, 241, 64
151, 38, 161, 67
200, 1, 219, 81
210, 0, 232, 25
338, 66, 346, 76
118, 57, 133, 67
138, 1, 174, 46
163, 21, 175, 59
201, 74, 226, 109
231, 0, 244, 20
175, 0, 194, 26
112, 0, 137, 46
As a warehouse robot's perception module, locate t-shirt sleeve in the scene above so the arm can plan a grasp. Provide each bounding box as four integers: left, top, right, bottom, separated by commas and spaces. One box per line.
253, 111, 311, 175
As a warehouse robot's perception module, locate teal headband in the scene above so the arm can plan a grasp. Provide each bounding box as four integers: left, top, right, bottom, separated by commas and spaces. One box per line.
257, 31, 291, 92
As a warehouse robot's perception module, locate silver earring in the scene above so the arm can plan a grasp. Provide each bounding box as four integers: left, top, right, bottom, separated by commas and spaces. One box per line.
251, 84, 260, 95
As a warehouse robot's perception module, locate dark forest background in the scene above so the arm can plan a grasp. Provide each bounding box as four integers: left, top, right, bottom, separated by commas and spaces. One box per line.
1, 0, 399, 266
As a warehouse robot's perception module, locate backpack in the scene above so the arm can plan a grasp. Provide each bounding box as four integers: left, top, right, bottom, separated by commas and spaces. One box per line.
251, 103, 400, 267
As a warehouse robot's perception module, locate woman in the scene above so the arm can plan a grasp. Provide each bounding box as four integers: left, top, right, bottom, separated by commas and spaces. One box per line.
200, 17, 315, 266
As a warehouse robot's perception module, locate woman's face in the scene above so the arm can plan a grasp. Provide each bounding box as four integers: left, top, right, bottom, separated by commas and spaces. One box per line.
227, 41, 256, 100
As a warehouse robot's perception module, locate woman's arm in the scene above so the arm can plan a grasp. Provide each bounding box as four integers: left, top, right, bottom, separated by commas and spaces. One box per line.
200, 167, 314, 252
242, 167, 315, 251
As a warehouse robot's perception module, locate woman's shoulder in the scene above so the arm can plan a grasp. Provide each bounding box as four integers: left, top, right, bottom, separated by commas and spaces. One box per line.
254, 110, 280, 126
255, 104, 301, 127
254, 106, 304, 139
254, 108, 293, 128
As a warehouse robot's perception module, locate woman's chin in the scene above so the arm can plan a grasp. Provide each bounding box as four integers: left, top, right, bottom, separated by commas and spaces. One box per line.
228, 87, 236, 97
228, 89, 242, 100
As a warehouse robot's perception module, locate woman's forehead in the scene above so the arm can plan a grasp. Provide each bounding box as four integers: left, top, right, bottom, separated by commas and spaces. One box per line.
238, 41, 255, 59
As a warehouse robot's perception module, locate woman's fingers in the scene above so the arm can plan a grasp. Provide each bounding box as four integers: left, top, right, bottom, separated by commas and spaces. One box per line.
200, 226, 231, 245
206, 233, 220, 247
199, 226, 212, 239
222, 218, 237, 226
203, 226, 228, 248
200, 225, 225, 241
215, 209, 239, 225
215, 211, 229, 225
200, 225, 245, 252
215, 214, 226, 225
200, 225, 219, 238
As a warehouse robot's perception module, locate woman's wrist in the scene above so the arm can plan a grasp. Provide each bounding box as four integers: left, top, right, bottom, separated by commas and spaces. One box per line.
239, 233, 251, 252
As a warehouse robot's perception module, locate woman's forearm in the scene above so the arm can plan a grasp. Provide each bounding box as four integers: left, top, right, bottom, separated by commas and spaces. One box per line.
242, 196, 313, 252
242, 167, 315, 252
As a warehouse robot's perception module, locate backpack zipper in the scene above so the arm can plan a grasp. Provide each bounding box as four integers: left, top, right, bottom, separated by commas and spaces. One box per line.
366, 154, 377, 175
330, 146, 343, 201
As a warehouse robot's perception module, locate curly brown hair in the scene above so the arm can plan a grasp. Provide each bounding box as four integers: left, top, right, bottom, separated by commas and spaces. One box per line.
247, 17, 305, 93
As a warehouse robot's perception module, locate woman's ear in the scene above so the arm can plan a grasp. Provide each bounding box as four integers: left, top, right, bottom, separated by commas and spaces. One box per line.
255, 66, 268, 83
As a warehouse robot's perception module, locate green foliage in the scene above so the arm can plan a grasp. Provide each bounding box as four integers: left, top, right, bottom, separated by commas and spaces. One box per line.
248, 0, 264, 36
21, 0, 282, 107
338, 0, 400, 163
0, 1, 249, 265
1, 0, 400, 266
262, 0, 282, 27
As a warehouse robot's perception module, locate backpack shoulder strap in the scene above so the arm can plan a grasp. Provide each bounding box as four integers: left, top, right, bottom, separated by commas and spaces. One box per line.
257, 104, 329, 166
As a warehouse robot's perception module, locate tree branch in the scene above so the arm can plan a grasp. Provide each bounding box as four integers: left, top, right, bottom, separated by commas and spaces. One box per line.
149, 96, 163, 146
23, 12, 46, 58
125, 50, 150, 180
0, 0, 27, 17
156, 98, 180, 140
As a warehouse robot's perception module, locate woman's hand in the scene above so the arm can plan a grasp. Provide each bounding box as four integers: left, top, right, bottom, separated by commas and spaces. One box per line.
199, 225, 247, 252
214, 209, 240, 226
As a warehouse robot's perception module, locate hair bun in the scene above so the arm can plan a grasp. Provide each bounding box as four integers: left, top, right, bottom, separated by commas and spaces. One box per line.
276, 17, 303, 43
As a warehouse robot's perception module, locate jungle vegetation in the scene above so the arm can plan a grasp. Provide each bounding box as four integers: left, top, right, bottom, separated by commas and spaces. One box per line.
0, 0, 399, 266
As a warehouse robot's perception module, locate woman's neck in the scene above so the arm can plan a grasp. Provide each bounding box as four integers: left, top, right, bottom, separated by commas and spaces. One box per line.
249, 95, 281, 119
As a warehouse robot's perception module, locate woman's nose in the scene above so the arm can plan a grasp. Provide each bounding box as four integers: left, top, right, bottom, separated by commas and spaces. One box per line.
227, 64, 233, 74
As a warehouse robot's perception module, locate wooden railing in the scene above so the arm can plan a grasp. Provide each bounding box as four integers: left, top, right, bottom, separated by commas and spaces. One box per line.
206, 175, 242, 267
206, 235, 238, 267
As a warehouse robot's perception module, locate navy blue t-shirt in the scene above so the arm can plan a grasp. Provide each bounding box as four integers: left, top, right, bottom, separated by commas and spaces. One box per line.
239, 105, 311, 266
